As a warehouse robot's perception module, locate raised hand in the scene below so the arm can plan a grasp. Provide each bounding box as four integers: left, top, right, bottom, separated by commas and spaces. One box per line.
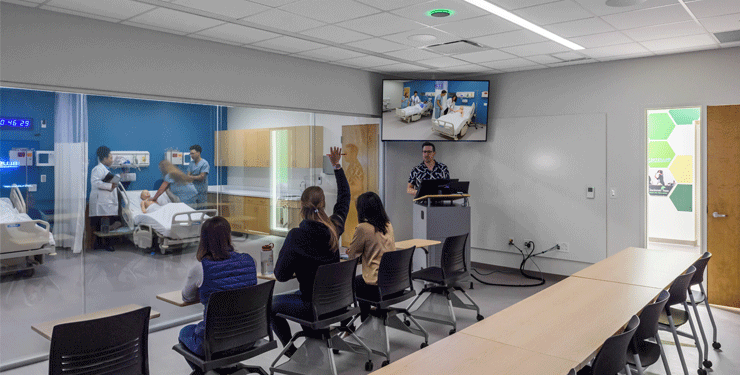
328, 146, 342, 167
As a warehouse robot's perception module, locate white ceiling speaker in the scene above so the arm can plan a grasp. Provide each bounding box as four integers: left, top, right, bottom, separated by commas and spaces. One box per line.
605, 0, 647, 7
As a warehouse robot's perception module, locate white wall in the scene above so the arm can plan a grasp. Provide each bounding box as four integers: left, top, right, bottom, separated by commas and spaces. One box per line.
383, 81, 404, 109
385, 47, 740, 276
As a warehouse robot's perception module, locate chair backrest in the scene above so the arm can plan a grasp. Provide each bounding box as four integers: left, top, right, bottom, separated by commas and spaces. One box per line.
377, 246, 416, 299
591, 315, 640, 375
312, 258, 360, 319
49, 306, 151, 375
666, 265, 696, 308
203, 280, 275, 359
635, 290, 670, 342
689, 252, 711, 286
441, 233, 469, 278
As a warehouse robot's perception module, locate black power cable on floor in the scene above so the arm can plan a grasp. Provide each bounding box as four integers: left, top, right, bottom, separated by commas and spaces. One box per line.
471, 241, 557, 287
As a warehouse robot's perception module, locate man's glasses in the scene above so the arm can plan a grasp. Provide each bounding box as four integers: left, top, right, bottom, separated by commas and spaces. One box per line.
422, 151, 434, 154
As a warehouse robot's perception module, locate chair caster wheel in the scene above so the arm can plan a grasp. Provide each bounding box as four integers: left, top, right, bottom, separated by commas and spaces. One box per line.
713, 342, 721, 350
477, 314, 484, 321
697, 368, 706, 375
420, 342, 428, 349
703, 360, 712, 368
449, 329, 456, 335
404, 320, 411, 327
365, 361, 373, 371
382, 360, 390, 367
332, 349, 340, 354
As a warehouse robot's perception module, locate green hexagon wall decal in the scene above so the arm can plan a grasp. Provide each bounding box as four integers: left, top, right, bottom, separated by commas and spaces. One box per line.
648, 141, 675, 168
669, 184, 693, 212
648, 113, 675, 140
668, 108, 700, 125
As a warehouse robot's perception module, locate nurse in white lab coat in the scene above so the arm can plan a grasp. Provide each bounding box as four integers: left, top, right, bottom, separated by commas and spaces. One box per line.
90, 146, 119, 251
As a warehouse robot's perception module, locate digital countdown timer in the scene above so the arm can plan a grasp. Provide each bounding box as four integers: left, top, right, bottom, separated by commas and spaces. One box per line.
0, 117, 33, 129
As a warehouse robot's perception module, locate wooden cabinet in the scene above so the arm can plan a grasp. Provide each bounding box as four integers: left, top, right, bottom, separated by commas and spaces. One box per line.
208, 193, 270, 235
277, 199, 301, 230
291, 126, 324, 168
215, 126, 322, 168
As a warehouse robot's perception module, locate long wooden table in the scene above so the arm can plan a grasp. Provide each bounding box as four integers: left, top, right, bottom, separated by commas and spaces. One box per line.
32, 304, 160, 340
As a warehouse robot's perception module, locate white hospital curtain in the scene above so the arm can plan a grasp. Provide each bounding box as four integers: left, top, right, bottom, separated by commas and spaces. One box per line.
53, 93, 88, 253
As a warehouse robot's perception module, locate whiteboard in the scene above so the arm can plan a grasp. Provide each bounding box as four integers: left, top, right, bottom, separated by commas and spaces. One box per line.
441, 113, 607, 264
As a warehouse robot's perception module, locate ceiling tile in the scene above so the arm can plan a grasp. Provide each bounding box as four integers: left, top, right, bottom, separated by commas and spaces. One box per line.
242, 8, 325, 32
194, 23, 280, 45
249, 35, 327, 53
489, 0, 563, 11
596, 51, 654, 61
687, 0, 740, 19
280, 0, 380, 23
299, 25, 371, 43
39, 5, 121, 22
551, 51, 587, 60
480, 57, 541, 69
472, 29, 548, 49
294, 46, 367, 61
381, 27, 460, 47
441, 64, 489, 73
339, 55, 399, 67
354, 0, 431, 12
434, 15, 519, 39
416, 56, 470, 68
501, 65, 547, 72
171, 0, 270, 19
500, 41, 571, 56
572, 0, 691, 17
544, 17, 616, 38
699, 12, 740, 33
390, 0, 490, 27
550, 58, 596, 66
121, 20, 189, 35
127, 8, 224, 34
243, 44, 290, 55
372, 62, 430, 72
513, 0, 594, 25
188, 34, 243, 46
5, 0, 46, 4
581, 42, 650, 58
570, 31, 633, 49
250, 0, 300, 6
640, 33, 717, 52
345, 38, 408, 53
454, 49, 516, 63
601, 4, 693, 30
623, 20, 707, 42
44, 0, 155, 20
652, 44, 719, 56
384, 48, 443, 61
527, 54, 564, 64
336, 12, 423, 37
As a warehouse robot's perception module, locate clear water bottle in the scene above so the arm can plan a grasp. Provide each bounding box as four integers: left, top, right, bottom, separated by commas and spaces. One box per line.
261, 243, 274, 275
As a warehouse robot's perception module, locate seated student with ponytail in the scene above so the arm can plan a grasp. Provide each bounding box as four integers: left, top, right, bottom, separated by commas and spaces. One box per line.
271, 147, 350, 357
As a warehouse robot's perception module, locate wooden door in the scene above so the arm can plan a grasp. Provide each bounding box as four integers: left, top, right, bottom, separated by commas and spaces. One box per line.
707, 105, 740, 308
341, 124, 379, 247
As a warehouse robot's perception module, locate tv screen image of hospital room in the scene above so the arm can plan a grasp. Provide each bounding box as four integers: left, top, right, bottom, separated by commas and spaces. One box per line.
381, 79, 489, 142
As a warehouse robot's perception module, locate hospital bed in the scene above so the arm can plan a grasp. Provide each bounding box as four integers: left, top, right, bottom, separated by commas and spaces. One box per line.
119, 186, 215, 254
396, 100, 432, 123
1, 186, 55, 277
431, 103, 476, 140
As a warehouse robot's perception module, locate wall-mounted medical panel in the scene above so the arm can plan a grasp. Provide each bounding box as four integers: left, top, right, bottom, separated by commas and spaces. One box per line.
35, 151, 54, 167
9, 148, 34, 166
456, 91, 475, 98
110, 151, 150, 168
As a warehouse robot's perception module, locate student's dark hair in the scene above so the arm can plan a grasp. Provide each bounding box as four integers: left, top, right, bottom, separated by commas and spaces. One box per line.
441, 90, 447, 94
356, 192, 390, 235
190, 144, 202, 153
96, 146, 111, 162
301, 186, 339, 252
196, 216, 233, 261
421, 142, 435, 152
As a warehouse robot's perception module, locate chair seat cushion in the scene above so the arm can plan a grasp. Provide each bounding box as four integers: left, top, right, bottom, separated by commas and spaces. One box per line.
411, 267, 445, 283
626, 341, 662, 368
687, 289, 706, 305
659, 307, 689, 327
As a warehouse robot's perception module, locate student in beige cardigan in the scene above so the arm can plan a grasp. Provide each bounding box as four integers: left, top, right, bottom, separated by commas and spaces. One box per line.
346, 191, 394, 323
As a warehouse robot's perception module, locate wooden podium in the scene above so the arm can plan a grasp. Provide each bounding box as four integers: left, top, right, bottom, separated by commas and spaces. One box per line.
412, 194, 471, 274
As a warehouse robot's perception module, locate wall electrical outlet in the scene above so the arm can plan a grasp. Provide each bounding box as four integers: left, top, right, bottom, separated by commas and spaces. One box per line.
41, 175, 46, 183
558, 242, 569, 253
28, 184, 37, 192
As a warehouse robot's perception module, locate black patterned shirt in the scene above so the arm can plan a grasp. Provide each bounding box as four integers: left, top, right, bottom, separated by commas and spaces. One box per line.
408, 161, 450, 190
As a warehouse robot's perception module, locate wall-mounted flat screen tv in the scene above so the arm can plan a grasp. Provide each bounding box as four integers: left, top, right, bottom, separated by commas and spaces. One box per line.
382, 79, 489, 142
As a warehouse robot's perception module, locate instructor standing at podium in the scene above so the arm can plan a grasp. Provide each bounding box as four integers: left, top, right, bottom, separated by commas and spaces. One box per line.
407, 142, 450, 195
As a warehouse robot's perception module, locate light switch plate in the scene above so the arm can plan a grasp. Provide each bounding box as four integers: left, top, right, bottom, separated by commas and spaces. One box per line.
586, 186, 595, 199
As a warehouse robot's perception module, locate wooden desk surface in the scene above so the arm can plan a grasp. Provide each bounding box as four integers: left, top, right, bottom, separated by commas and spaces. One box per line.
395, 239, 441, 250
157, 290, 198, 307
461, 276, 661, 367
572, 247, 701, 289
32, 304, 160, 340
370, 332, 577, 375
257, 272, 277, 281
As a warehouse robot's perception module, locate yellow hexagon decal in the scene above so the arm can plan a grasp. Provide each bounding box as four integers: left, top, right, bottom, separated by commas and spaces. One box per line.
669, 155, 693, 184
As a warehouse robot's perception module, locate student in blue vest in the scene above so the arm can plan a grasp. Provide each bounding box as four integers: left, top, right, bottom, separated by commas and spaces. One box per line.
271, 146, 349, 357
178, 216, 257, 368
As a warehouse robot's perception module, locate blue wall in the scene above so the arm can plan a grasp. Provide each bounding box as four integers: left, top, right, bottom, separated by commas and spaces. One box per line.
403, 80, 490, 125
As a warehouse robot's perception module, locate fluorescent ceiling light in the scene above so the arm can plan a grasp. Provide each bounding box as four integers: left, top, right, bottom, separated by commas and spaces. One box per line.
463, 0, 585, 50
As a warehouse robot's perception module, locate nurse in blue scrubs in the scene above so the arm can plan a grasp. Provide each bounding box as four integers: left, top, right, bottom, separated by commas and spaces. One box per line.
433, 90, 447, 119
150, 160, 197, 207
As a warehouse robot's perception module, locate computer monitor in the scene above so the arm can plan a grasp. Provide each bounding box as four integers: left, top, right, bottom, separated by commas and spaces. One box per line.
415, 179, 450, 199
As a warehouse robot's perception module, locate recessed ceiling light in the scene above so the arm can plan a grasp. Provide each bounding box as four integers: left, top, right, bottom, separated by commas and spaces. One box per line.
408, 34, 437, 42
605, 0, 647, 7
427, 9, 454, 18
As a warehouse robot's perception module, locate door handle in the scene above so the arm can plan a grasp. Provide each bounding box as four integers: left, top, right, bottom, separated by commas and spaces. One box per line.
712, 212, 727, 218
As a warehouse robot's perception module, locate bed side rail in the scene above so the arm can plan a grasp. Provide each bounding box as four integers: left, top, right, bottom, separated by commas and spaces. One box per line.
171, 209, 217, 227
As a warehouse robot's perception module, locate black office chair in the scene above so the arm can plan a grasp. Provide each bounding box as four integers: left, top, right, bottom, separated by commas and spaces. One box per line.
172, 281, 278, 375
49, 306, 151, 375
658, 265, 706, 375
577, 315, 640, 375
686, 252, 721, 369
345, 246, 429, 367
626, 290, 671, 375
270, 258, 374, 375
407, 233, 483, 335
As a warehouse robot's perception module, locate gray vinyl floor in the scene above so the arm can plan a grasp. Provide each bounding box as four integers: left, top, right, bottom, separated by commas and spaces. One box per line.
1, 238, 738, 374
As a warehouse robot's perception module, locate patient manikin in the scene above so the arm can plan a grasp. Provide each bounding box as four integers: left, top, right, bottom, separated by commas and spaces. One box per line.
140, 190, 162, 213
